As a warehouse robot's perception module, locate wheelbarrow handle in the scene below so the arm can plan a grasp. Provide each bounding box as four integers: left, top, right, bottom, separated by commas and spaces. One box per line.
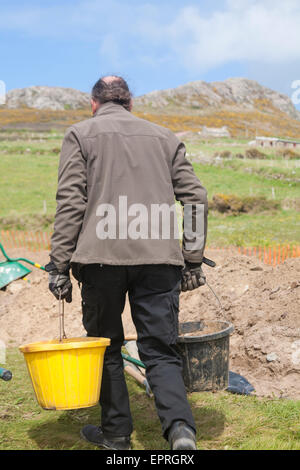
121, 352, 145, 369
0, 243, 45, 271
0, 367, 12, 381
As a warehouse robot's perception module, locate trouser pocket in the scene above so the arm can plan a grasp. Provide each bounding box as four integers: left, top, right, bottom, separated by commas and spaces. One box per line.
169, 291, 180, 345
71, 262, 84, 282
81, 300, 99, 337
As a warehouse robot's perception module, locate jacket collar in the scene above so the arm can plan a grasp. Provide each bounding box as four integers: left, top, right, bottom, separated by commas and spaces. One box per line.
93, 101, 129, 118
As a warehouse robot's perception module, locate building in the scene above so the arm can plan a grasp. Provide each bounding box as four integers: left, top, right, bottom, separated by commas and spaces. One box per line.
255, 136, 300, 149
199, 126, 231, 138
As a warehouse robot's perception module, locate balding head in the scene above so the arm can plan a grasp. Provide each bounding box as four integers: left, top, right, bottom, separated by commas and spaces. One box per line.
91, 75, 133, 114
102, 75, 119, 84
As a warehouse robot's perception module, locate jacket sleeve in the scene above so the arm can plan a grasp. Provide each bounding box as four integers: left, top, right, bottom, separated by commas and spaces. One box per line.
171, 141, 208, 263
50, 127, 87, 273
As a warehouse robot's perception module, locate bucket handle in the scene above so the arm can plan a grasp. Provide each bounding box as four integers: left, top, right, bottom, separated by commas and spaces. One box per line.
206, 281, 223, 311
205, 280, 231, 322
202, 259, 230, 322
59, 291, 67, 342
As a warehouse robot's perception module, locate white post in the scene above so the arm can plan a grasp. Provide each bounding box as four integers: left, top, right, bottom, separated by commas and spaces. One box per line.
0, 340, 6, 364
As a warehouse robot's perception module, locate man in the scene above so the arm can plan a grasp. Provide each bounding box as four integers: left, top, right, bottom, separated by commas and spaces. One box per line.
46, 76, 208, 450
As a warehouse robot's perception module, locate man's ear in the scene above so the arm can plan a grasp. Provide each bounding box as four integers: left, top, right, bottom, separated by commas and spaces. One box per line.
91, 98, 100, 115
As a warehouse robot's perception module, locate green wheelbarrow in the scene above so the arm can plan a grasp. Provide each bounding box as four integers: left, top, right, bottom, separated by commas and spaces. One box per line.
0, 243, 46, 383
0, 242, 45, 290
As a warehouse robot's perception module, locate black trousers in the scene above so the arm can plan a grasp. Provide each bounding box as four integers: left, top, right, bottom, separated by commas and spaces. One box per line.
80, 264, 196, 439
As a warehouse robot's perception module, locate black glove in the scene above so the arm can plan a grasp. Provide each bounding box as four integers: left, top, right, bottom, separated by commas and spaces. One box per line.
181, 261, 206, 292
45, 261, 72, 303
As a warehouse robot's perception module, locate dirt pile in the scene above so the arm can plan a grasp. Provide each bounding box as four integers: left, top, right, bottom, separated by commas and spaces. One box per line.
0, 248, 299, 399
177, 251, 300, 399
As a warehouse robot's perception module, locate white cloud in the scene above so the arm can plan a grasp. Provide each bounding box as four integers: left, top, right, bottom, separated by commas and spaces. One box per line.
158, 0, 300, 72
1, 0, 300, 76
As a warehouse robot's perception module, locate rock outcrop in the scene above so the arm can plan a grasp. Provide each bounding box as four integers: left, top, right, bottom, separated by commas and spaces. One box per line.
3, 79, 300, 122
134, 78, 300, 120
5, 86, 90, 111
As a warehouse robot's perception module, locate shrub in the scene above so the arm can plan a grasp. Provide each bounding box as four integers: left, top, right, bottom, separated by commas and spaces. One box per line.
210, 193, 280, 215
215, 150, 232, 159
278, 149, 300, 160
245, 148, 267, 159
281, 198, 300, 211
0, 214, 54, 230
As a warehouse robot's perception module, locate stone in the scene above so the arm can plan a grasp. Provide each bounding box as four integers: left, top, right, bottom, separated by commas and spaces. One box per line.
291, 281, 300, 289
266, 352, 278, 362
6, 281, 26, 295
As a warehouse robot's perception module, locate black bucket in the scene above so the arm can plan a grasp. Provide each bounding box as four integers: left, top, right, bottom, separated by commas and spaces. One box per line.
177, 320, 234, 392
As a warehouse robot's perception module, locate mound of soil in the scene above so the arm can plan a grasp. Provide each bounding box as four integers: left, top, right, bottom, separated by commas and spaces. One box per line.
0, 248, 299, 399
177, 252, 300, 399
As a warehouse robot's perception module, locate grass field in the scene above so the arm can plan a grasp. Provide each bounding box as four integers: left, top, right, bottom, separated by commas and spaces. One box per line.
0, 128, 299, 451
0, 130, 299, 246
0, 348, 299, 450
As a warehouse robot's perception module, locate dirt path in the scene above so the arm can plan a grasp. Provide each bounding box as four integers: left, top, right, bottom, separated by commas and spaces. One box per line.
1, 248, 299, 399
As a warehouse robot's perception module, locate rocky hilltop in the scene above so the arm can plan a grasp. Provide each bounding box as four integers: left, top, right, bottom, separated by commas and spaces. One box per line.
2, 79, 300, 137
5, 86, 90, 111
134, 78, 300, 120
3, 78, 300, 121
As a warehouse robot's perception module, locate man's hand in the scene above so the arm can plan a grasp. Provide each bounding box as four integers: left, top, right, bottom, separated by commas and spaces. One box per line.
45, 261, 72, 303
181, 261, 206, 292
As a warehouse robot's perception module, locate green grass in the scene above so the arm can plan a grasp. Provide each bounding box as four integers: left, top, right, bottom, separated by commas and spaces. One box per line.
214, 158, 300, 182
0, 152, 59, 218
207, 210, 300, 247
0, 348, 299, 450
0, 130, 299, 245
192, 162, 300, 246
193, 163, 299, 201
184, 136, 300, 160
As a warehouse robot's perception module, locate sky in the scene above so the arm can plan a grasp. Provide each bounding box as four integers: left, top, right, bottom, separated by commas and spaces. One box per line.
1, 0, 300, 103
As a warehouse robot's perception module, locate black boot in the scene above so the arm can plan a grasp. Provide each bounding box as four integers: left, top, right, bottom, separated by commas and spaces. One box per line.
168, 421, 196, 450
80, 425, 131, 450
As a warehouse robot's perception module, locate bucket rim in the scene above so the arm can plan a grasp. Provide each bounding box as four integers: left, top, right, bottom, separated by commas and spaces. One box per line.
19, 336, 111, 353
177, 320, 234, 343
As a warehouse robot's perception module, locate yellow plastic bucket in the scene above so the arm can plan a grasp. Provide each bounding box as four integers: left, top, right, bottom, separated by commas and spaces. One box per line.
19, 337, 110, 410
